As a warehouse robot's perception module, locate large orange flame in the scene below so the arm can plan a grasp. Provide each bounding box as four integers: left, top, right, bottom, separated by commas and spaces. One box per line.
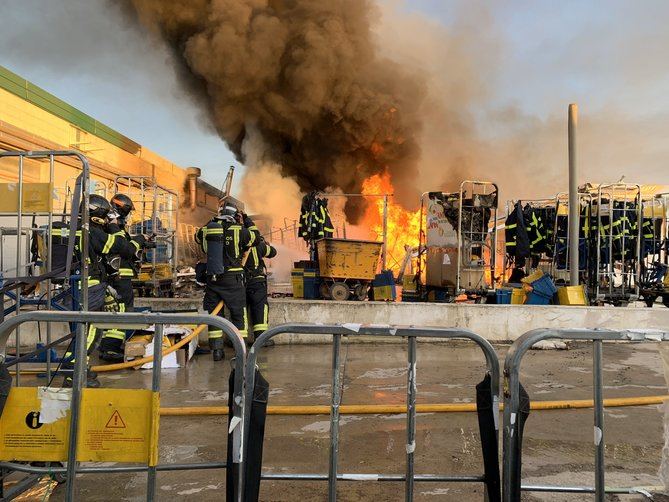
361, 172, 420, 273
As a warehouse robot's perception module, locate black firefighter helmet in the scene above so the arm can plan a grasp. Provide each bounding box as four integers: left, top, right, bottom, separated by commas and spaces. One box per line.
83, 194, 112, 224
110, 193, 135, 219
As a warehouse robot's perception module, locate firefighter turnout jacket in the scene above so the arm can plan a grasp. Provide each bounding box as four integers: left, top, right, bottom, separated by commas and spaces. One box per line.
70, 222, 143, 286
245, 240, 278, 282
195, 217, 258, 276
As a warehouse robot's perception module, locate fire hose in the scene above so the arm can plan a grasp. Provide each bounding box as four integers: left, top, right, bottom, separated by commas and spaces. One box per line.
159, 394, 669, 416
90, 300, 224, 373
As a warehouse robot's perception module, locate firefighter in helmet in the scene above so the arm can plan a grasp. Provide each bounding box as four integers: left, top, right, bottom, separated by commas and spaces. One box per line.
64, 194, 147, 387
98, 193, 147, 362
195, 203, 259, 360
243, 225, 277, 345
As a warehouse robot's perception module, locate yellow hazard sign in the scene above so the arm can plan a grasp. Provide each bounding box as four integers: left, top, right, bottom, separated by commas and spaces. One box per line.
0, 387, 159, 464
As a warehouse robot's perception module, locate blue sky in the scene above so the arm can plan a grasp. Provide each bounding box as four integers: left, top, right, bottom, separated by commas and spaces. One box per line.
1, 0, 668, 194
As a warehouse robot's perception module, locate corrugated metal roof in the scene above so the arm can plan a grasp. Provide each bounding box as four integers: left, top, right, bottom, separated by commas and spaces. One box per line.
0, 65, 140, 154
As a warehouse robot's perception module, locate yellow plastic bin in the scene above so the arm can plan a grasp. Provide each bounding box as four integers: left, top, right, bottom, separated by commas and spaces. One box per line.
291, 268, 304, 298
511, 288, 526, 304
557, 285, 588, 306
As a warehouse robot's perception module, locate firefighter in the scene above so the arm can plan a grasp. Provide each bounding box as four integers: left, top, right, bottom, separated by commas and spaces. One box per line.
63, 194, 147, 387
195, 204, 258, 361
98, 193, 145, 362
244, 229, 277, 346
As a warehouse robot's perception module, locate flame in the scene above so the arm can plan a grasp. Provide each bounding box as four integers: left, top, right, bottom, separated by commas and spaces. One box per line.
361, 172, 421, 273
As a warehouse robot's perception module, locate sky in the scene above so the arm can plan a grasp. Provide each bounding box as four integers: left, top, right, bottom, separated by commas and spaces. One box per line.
0, 0, 668, 195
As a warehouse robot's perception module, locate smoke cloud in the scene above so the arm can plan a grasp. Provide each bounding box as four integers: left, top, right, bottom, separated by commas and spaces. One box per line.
122, 0, 426, 220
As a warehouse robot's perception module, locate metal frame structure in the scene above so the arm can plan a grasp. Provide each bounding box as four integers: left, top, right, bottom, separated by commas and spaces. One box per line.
501, 197, 558, 284
593, 183, 642, 304
0, 311, 246, 502
114, 176, 179, 297
0, 151, 90, 385
245, 323, 500, 501
551, 191, 593, 286
456, 181, 499, 296
503, 327, 667, 501
418, 181, 498, 300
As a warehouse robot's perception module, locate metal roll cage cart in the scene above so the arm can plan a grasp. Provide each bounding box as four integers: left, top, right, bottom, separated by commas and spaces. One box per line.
245, 323, 501, 501
0, 311, 247, 502
638, 195, 667, 307
418, 181, 498, 300
113, 176, 179, 298
0, 150, 91, 386
501, 196, 558, 283
552, 191, 593, 286
503, 327, 667, 501
593, 183, 642, 305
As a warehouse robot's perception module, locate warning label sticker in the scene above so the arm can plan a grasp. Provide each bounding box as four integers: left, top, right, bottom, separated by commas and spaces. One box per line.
105, 410, 126, 429
0, 387, 157, 464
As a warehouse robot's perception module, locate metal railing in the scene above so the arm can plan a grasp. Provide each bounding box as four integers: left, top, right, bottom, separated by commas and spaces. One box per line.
502, 327, 668, 501
0, 311, 247, 502
244, 323, 500, 501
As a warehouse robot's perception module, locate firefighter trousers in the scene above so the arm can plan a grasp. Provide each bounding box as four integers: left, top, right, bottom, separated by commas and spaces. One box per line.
99, 278, 135, 354
246, 278, 269, 340
65, 282, 107, 363
204, 273, 247, 349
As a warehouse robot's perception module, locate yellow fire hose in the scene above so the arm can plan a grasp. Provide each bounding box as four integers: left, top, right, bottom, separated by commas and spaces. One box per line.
159, 395, 669, 416
90, 301, 224, 373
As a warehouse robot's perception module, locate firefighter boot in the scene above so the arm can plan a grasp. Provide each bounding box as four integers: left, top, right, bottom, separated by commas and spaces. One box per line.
210, 338, 225, 362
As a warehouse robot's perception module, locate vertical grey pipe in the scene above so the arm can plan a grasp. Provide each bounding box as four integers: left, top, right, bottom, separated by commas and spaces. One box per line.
15, 155, 24, 386
406, 336, 417, 501
65, 322, 87, 501
382, 196, 388, 271
46, 154, 55, 381
147, 324, 164, 501
568, 104, 579, 286
593, 339, 605, 502
328, 334, 342, 502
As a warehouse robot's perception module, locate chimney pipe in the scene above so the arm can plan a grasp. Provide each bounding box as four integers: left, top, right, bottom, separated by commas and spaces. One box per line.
186, 167, 201, 210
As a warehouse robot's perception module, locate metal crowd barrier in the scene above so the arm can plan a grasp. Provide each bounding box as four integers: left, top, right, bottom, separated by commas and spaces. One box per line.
245, 323, 501, 501
0, 311, 247, 502
502, 327, 669, 502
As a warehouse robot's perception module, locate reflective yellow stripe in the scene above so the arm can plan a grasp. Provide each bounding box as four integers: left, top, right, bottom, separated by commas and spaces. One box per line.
233, 227, 240, 257
506, 242, 516, 247
119, 268, 134, 277
208, 329, 223, 339
251, 248, 259, 267
203, 229, 224, 234
102, 330, 126, 340
102, 234, 116, 254
228, 267, 243, 272
131, 240, 141, 251
253, 324, 269, 332
505, 223, 517, 229
264, 246, 273, 257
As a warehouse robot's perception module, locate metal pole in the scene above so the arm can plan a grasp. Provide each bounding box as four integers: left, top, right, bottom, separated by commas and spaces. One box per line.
146, 324, 163, 501
405, 336, 417, 501
65, 322, 86, 501
382, 196, 388, 271
568, 104, 579, 286
15, 155, 23, 386
46, 154, 55, 382
328, 334, 342, 502
593, 339, 605, 502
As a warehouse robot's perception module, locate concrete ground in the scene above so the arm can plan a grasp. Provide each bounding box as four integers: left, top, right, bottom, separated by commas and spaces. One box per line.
10, 341, 669, 501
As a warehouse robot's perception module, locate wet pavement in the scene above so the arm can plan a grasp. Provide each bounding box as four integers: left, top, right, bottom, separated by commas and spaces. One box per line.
14, 342, 669, 501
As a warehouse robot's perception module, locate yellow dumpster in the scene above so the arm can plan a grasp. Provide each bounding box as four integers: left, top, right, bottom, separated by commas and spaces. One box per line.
317, 238, 382, 301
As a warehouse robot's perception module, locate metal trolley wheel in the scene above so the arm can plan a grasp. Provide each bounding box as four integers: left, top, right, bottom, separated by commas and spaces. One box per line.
320, 282, 332, 299
330, 282, 350, 301
353, 282, 369, 301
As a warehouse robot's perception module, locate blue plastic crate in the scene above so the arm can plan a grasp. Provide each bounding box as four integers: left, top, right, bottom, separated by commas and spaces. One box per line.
530, 275, 557, 298
526, 291, 552, 305
496, 289, 512, 304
